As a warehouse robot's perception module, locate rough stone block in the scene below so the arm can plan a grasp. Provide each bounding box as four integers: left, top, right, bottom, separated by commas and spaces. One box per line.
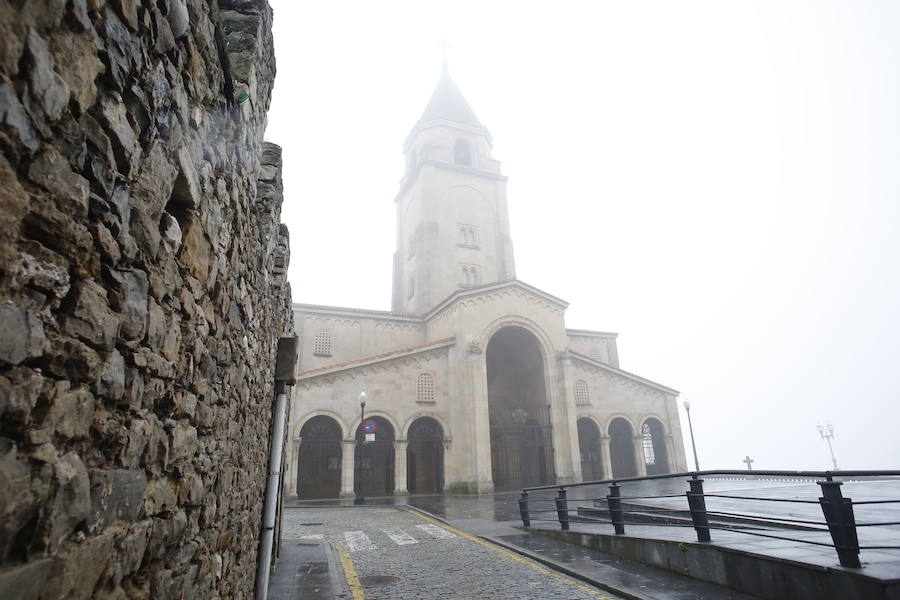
49, 29, 104, 112
107, 268, 149, 342
0, 441, 37, 561
41, 452, 91, 552
169, 421, 199, 462
27, 148, 90, 219
143, 477, 178, 517
0, 558, 58, 600
61, 280, 121, 349
0, 304, 44, 365
24, 30, 69, 122
97, 350, 126, 401
52, 529, 117, 599
89, 468, 147, 529
44, 383, 95, 440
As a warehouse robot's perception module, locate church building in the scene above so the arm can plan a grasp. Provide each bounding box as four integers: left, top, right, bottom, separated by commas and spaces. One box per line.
286, 67, 687, 498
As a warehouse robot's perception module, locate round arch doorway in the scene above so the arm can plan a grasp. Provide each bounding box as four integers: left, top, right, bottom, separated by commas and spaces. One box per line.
642, 418, 670, 475
609, 418, 638, 478
355, 416, 395, 497
577, 418, 603, 482
407, 417, 444, 494
487, 326, 555, 491
297, 416, 342, 499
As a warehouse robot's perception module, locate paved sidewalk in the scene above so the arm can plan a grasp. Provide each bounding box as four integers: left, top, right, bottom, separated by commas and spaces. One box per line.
270, 505, 622, 600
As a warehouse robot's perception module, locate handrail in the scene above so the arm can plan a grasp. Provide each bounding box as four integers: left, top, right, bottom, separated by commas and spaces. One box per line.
518, 469, 900, 569
523, 469, 900, 491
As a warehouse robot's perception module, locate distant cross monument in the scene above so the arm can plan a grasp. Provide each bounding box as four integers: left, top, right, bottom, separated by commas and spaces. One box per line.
438, 38, 452, 65
743, 456, 754, 470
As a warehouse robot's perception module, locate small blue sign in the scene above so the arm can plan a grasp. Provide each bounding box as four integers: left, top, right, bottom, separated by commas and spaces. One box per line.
362, 419, 378, 434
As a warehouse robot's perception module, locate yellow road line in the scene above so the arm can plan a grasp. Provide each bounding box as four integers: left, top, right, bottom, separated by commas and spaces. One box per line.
408, 509, 617, 600
335, 542, 365, 600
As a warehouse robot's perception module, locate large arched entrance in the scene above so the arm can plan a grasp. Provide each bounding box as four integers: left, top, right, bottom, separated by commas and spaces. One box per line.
642, 418, 670, 475
407, 417, 444, 494
297, 416, 342, 498
609, 418, 637, 478
577, 418, 603, 482
487, 326, 555, 491
355, 416, 395, 496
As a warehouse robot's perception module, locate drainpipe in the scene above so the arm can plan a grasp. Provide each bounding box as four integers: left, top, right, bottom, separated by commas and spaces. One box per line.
255, 337, 298, 600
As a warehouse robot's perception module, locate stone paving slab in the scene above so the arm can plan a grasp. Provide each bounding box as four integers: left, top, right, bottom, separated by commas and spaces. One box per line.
274, 505, 623, 600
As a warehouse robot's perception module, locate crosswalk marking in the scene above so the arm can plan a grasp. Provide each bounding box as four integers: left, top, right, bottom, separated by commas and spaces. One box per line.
325, 525, 459, 551
300, 534, 324, 540
344, 531, 375, 552
415, 523, 456, 539
383, 528, 418, 545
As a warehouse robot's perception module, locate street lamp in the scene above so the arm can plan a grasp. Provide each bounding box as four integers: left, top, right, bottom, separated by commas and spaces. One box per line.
354, 391, 368, 505
683, 400, 700, 472
817, 423, 838, 470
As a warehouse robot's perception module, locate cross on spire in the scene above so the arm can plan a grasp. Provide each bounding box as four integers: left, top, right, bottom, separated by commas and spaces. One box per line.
743, 455, 754, 470
438, 38, 452, 71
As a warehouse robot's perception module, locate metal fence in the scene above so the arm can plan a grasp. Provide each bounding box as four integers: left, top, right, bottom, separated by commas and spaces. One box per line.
519, 470, 900, 568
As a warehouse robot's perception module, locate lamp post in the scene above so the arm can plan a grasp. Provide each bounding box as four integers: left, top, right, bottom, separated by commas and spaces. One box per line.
354, 391, 368, 505
817, 423, 838, 470
683, 400, 700, 472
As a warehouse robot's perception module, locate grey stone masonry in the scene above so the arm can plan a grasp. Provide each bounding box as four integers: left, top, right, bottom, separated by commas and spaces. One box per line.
0, 0, 291, 598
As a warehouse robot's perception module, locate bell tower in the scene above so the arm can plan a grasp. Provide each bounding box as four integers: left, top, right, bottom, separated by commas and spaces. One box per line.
391, 65, 516, 314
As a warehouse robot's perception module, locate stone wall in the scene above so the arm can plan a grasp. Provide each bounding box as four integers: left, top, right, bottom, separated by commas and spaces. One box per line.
0, 0, 292, 598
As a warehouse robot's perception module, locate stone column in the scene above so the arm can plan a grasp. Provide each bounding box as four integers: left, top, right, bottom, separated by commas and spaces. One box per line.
553, 349, 581, 485
467, 346, 495, 493
634, 435, 648, 477
600, 435, 613, 480
340, 438, 355, 497
286, 437, 301, 497
665, 434, 677, 473
394, 438, 409, 495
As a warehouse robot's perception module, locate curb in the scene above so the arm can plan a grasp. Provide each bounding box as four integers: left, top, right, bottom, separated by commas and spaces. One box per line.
480, 534, 651, 600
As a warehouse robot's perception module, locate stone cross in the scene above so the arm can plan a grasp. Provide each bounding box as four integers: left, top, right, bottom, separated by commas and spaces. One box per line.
743, 455, 754, 470
438, 39, 452, 63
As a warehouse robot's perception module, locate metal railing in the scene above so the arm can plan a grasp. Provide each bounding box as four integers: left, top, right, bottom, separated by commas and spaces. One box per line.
519, 470, 900, 568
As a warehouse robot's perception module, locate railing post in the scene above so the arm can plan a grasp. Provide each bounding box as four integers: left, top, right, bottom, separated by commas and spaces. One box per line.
607, 483, 625, 535
519, 491, 531, 528
555, 488, 570, 531
817, 479, 861, 568
686, 477, 711, 542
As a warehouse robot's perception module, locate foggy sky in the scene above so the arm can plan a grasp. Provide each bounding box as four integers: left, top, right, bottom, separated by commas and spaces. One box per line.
267, 1, 900, 471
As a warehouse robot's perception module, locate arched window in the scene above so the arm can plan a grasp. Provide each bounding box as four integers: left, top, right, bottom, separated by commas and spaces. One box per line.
408, 273, 415, 298
454, 139, 471, 166
313, 328, 332, 356
641, 423, 656, 466
575, 380, 590, 405
457, 225, 479, 249
416, 373, 435, 403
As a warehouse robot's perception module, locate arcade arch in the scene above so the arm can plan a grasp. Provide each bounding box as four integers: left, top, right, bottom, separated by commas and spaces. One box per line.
641, 417, 670, 475
577, 417, 603, 482
355, 416, 395, 497
608, 417, 638, 478
407, 417, 444, 494
297, 416, 342, 498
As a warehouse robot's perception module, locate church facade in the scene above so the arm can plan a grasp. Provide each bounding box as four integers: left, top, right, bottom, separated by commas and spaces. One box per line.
286, 68, 687, 498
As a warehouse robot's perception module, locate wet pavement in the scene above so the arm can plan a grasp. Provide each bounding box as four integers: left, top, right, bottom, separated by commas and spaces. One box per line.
273, 478, 900, 598
271, 505, 624, 599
